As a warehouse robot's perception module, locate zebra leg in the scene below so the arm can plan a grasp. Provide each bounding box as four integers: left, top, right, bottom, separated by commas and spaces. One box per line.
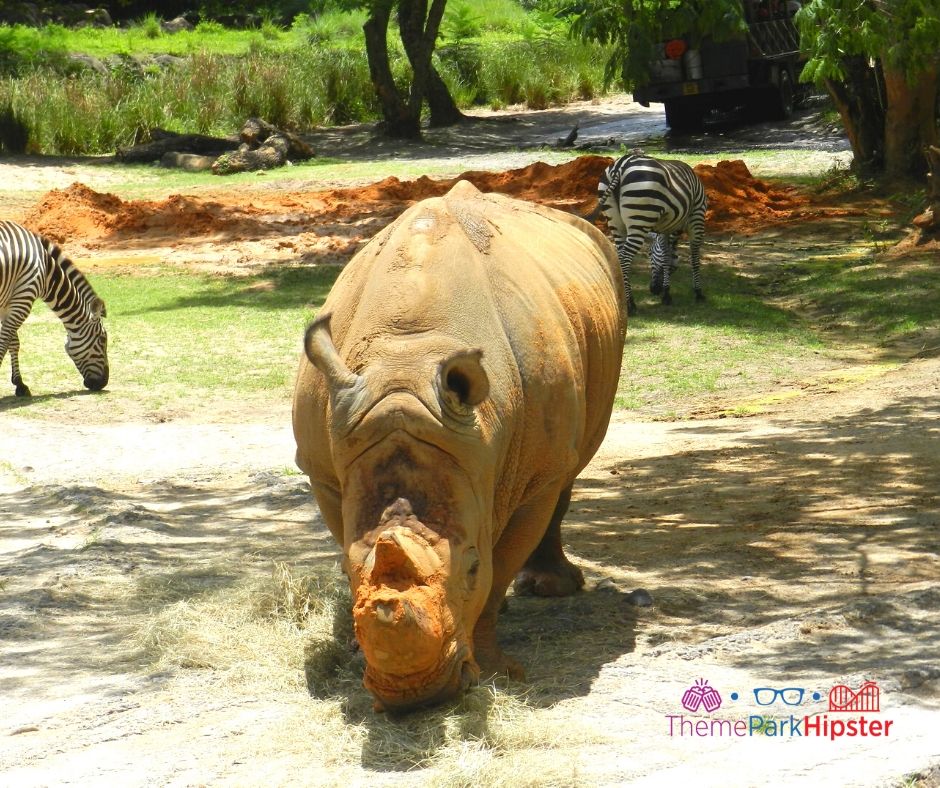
614, 233, 645, 316
1, 310, 32, 397
9, 333, 30, 397
660, 234, 678, 306
649, 233, 665, 295
689, 212, 706, 302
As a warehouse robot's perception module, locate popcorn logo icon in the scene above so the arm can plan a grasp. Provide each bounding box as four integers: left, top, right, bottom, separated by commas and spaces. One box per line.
681, 679, 722, 713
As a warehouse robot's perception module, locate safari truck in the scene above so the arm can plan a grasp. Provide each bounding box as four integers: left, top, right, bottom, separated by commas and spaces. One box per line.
632, 0, 808, 130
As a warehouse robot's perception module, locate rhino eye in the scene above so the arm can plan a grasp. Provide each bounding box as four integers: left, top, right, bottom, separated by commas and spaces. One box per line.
466, 558, 480, 592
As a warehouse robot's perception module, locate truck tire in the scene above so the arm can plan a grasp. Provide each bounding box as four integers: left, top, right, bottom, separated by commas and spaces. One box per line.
664, 99, 704, 132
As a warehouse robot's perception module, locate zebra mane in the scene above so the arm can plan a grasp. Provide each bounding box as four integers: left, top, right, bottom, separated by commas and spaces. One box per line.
41, 237, 105, 319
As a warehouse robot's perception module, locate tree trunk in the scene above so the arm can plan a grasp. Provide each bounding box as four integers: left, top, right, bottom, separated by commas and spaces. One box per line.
397, 0, 464, 128
212, 135, 291, 175
883, 62, 938, 179
117, 129, 238, 163
913, 144, 940, 234
363, 1, 421, 138
397, 0, 457, 128
426, 64, 465, 127
825, 55, 885, 174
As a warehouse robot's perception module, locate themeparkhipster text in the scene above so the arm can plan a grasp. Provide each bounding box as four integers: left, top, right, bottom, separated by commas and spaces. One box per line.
667, 679, 893, 740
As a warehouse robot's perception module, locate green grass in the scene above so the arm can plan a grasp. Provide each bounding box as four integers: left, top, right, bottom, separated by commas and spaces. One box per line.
9, 265, 339, 418
1, 48, 379, 154
0, 3, 554, 63
771, 249, 940, 345
615, 260, 825, 414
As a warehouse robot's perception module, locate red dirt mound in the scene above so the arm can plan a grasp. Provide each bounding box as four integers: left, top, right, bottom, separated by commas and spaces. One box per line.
22, 157, 837, 253
22, 183, 271, 246
695, 159, 808, 232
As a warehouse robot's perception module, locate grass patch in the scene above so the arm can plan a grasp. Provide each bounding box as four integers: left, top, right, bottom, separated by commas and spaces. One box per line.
8, 265, 339, 419
769, 247, 940, 347
616, 256, 825, 416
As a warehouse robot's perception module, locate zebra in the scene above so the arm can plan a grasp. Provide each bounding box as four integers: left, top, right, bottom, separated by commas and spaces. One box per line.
0, 220, 109, 397
590, 153, 707, 315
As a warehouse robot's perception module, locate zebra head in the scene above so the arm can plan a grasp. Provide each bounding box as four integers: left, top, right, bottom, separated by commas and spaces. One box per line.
64, 296, 109, 391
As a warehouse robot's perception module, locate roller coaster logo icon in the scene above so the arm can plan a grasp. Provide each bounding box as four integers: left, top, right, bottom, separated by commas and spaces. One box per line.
827, 680, 881, 713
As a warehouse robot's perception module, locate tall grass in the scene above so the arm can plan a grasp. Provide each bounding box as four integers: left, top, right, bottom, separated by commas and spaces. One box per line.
0, 48, 378, 154
0, 2, 612, 155
437, 37, 605, 110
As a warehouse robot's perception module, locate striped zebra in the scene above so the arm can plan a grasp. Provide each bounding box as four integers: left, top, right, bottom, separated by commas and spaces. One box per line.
0, 220, 109, 397
593, 153, 707, 315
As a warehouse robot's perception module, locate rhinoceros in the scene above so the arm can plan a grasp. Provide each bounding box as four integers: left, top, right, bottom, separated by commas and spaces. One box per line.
292, 180, 625, 711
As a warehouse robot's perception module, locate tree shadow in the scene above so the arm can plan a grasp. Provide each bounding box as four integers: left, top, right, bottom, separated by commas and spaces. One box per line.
0, 474, 334, 699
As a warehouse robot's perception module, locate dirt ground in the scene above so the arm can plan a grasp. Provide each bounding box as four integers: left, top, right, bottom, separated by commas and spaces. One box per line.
1, 99, 938, 786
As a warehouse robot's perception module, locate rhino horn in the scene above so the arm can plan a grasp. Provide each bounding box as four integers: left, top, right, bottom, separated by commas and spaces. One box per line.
439, 348, 489, 409
304, 312, 360, 392
369, 526, 440, 583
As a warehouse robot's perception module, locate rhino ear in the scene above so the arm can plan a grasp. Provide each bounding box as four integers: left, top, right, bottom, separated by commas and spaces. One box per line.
439, 349, 489, 409
304, 312, 359, 391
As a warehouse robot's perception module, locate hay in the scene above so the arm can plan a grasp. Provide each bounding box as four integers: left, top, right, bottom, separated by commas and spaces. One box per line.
133, 561, 351, 692
133, 562, 608, 781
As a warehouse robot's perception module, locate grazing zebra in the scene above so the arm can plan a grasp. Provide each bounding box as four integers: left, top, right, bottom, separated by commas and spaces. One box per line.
0, 220, 109, 397
593, 153, 707, 315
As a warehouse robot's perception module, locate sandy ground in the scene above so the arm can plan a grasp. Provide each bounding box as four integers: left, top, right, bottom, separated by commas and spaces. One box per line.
1, 98, 938, 785
2, 355, 938, 785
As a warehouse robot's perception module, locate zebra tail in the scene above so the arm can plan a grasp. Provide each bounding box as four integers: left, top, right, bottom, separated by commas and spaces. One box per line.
579, 203, 603, 224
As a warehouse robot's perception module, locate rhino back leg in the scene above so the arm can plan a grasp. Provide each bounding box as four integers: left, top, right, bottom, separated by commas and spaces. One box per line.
513, 484, 585, 597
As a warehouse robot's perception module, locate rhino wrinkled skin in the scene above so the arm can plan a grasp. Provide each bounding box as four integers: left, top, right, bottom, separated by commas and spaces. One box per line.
292, 180, 625, 711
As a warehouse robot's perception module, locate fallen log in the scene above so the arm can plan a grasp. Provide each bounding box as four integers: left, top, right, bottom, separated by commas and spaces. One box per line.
118, 129, 238, 163
159, 151, 217, 172
212, 135, 291, 175
212, 127, 315, 175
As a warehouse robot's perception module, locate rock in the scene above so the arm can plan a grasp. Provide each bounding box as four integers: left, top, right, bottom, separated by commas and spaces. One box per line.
152, 55, 187, 71
161, 16, 193, 34
78, 8, 111, 27
595, 577, 619, 593
0, 3, 40, 25
625, 588, 654, 608
65, 53, 108, 76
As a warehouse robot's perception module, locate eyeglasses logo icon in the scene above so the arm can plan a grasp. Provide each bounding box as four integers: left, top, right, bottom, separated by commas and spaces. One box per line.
753, 687, 805, 706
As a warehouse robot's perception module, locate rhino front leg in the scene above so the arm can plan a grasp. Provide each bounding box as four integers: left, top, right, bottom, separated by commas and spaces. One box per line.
513, 484, 584, 597
474, 486, 575, 681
